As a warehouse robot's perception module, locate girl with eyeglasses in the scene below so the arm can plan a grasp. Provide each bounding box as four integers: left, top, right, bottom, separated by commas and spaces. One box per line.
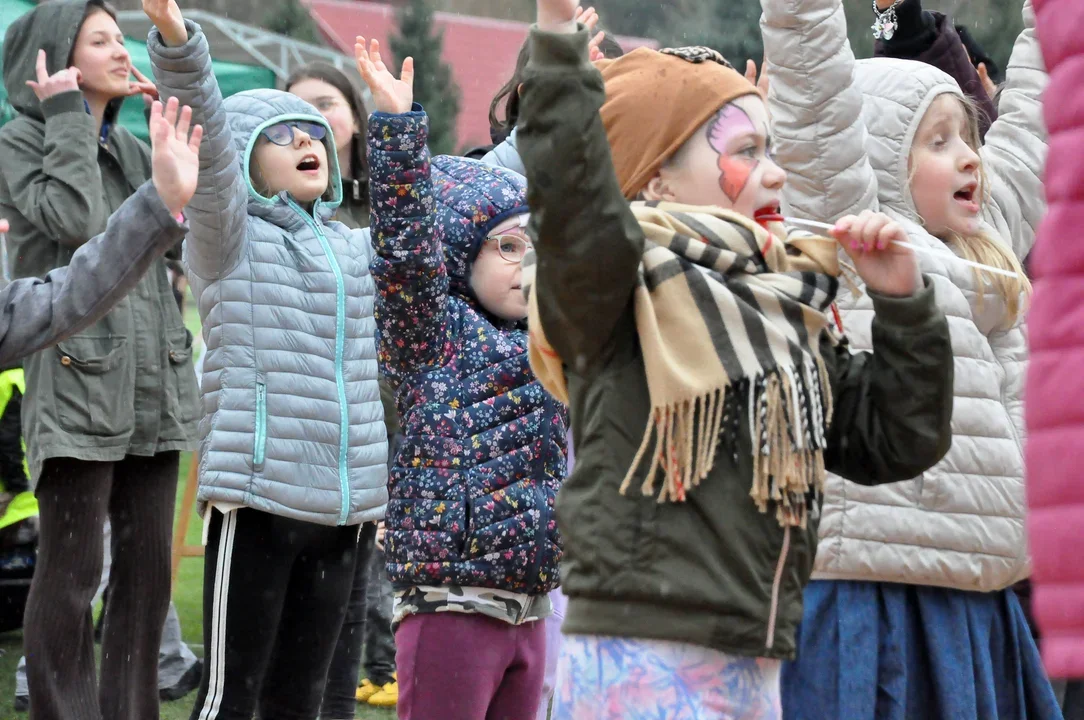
285, 61, 404, 716
357, 37, 570, 720
142, 2, 389, 717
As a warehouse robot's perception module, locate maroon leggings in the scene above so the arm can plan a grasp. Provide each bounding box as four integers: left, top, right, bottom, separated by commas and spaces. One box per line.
395, 612, 547, 720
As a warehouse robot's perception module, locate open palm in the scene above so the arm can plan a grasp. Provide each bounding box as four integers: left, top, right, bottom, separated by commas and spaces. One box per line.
150, 97, 203, 216
355, 37, 414, 115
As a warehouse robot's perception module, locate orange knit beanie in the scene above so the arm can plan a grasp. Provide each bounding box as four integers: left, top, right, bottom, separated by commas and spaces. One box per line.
595, 47, 761, 199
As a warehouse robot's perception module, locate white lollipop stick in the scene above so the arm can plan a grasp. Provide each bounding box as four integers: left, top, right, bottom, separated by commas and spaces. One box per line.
0, 232, 8, 284
782, 216, 1019, 279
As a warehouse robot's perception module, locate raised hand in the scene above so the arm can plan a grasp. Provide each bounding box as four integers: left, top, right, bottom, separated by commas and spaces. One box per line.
574, 5, 599, 32
745, 57, 770, 96
537, 0, 578, 31
149, 97, 204, 217
355, 37, 414, 115
142, 0, 187, 46
25, 50, 81, 102
977, 62, 998, 100
588, 30, 607, 62
126, 66, 159, 100
831, 210, 918, 298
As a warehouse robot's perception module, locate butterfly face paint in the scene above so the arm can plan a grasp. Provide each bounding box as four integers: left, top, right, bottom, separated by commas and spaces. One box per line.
707, 104, 759, 203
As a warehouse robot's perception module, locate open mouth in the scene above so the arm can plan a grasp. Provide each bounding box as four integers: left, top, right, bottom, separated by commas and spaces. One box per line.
953, 182, 979, 212
111, 67, 131, 77
297, 154, 321, 173
754, 205, 784, 227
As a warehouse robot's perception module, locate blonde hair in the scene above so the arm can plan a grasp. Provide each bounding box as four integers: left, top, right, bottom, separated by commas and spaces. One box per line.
910, 94, 1031, 327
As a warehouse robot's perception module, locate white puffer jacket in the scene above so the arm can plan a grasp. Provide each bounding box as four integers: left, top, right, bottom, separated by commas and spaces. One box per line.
761, 0, 1047, 592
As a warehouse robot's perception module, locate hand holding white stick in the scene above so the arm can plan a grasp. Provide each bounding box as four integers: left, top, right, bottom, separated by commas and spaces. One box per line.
783, 216, 1020, 279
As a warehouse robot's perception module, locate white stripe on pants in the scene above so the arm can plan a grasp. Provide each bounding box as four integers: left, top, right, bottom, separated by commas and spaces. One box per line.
197, 508, 237, 720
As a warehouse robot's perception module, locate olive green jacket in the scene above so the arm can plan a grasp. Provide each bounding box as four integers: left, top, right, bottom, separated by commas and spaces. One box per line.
517, 27, 955, 659
0, 0, 199, 481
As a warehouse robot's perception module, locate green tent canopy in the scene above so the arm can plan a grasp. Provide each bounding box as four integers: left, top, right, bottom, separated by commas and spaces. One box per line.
0, 0, 275, 140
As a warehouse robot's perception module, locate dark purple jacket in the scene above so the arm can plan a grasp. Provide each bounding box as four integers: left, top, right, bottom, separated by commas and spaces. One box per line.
874, 0, 998, 138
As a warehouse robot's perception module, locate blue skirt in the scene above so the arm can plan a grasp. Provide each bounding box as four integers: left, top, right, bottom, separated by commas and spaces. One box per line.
780, 580, 1063, 720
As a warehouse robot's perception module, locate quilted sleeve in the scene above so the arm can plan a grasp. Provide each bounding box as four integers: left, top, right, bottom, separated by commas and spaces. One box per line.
979, 0, 1048, 260
366, 109, 452, 383
147, 20, 249, 281
761, 0, 880, 223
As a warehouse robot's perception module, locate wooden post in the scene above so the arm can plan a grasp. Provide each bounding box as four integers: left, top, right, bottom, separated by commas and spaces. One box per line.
171, 451, 204, 587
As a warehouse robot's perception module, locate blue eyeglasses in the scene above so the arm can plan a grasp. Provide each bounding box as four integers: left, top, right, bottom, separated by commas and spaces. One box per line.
260, 121, 327, 146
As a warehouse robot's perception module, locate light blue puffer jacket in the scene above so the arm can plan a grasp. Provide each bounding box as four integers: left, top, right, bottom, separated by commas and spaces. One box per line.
149, 22, 387, 526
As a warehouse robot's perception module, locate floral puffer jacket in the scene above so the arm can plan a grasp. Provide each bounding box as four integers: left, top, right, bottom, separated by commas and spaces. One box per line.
368, 109, 568, 595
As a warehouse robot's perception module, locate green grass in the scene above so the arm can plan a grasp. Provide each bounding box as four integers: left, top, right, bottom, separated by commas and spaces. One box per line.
0, 430, 394, 718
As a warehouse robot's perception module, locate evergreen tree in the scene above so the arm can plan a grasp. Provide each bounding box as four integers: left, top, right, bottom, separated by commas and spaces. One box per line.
662, 0, 763, 68
264, 0, 321, 45
390, 0, 462, 156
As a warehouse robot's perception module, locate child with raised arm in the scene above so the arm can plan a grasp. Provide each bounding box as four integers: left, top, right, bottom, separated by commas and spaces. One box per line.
513, 0, 958, 716
356, 37, 569, 720
142, 1, 388, 717
759, 0, 1059, 716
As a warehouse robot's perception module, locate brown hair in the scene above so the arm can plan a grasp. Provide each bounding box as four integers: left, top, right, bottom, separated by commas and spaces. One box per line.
286, 62, 370, 202
488, 41, 531, 143
72, 1, 124, 116
912, 93, 1031, 326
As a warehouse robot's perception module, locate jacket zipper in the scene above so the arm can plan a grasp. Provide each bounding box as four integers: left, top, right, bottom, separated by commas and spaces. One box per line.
765, 525, 791, 650
254, 380, 267, 469
288, 199, 351, 526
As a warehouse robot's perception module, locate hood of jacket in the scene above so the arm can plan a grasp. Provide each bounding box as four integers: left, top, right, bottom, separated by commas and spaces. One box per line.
431, 155, 528, 297
226, 88, 342, 225
3, 0, 124, 125
480, 127, 526, 176
853, 57, 965, 224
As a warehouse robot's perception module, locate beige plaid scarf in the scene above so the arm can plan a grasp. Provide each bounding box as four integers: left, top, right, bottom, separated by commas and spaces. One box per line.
524, 203, 841, 528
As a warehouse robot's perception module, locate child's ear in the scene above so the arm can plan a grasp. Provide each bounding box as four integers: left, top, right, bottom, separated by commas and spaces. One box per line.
641, 174, 675, 203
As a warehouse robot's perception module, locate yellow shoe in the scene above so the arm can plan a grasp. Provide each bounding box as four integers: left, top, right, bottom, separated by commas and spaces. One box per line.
368, 681, 399, 708
356, 679, 380, 703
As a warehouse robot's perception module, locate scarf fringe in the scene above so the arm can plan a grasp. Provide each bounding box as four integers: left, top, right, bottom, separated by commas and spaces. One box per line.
618, 357, 835, 529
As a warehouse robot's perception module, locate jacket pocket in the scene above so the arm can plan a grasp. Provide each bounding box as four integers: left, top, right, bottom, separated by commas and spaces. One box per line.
54, 334, 134, 438
166, 328, 199, 425
253, 380, 267, 471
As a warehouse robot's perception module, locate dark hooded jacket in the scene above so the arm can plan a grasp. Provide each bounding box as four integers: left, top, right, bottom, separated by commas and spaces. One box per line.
873, 0, 999, 138
367, 114, 568, 596
0, 0, 199, 482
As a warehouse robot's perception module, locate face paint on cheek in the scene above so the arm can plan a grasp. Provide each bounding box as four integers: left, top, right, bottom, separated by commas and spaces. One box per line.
719, 155, 756, 203
707, 104, 760, 203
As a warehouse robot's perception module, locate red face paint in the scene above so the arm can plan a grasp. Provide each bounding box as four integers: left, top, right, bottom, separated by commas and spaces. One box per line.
707, 104, 760, 203
719, 155, 756, 203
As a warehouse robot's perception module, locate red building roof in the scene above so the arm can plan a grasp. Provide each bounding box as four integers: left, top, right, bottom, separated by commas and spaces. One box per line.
303, 0, 656, 150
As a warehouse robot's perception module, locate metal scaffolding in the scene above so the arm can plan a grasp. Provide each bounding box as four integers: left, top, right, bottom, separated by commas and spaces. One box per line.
115, 9, 357, 87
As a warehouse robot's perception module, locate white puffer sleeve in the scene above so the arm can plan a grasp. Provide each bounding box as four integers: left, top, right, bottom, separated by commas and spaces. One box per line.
980, 0, 1048, 260
761, 0, 880, 223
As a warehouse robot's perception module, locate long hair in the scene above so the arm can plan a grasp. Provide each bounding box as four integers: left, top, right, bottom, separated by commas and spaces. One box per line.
488, 41, 531, 144
912, 94, 1031, 326
286, 62, 370, 202
74, 0, 126, 123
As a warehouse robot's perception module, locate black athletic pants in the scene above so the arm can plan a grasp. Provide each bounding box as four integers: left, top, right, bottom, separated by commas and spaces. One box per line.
188, 507, 359, 720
